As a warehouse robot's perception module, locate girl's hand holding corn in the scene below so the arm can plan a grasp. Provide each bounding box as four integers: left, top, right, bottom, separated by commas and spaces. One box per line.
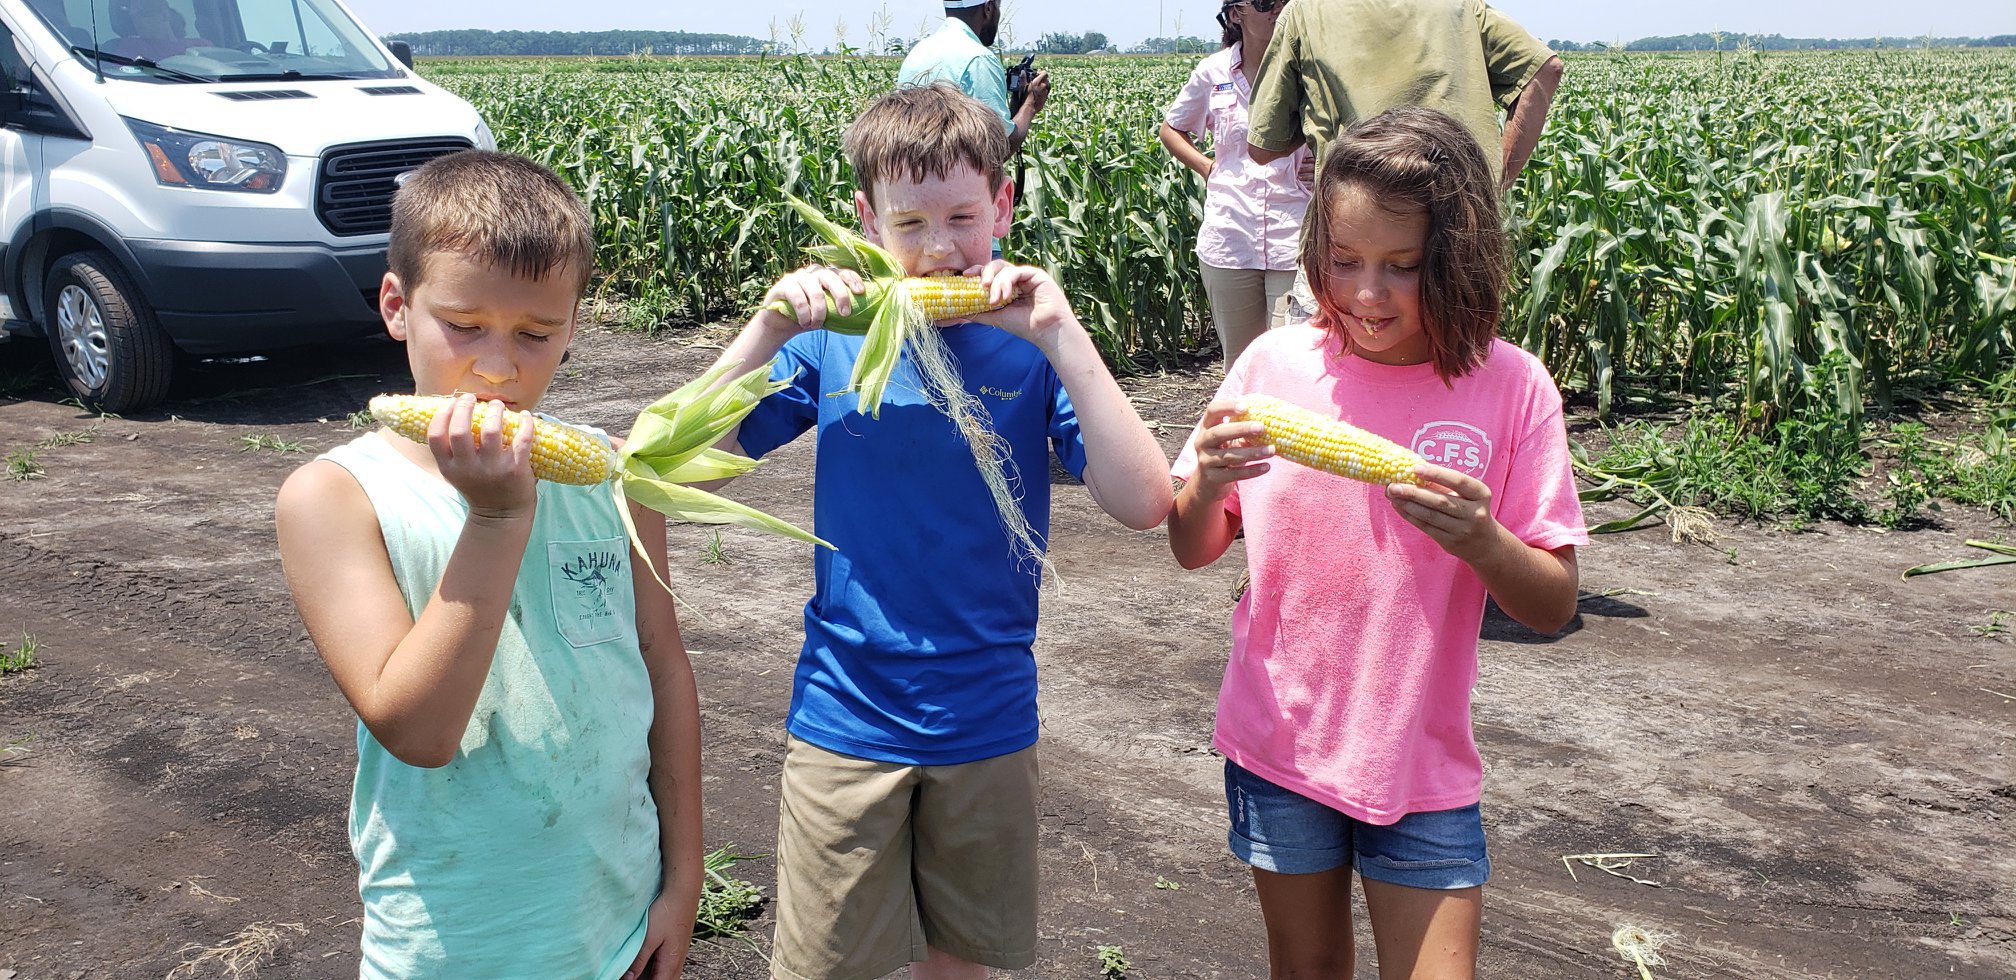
1187, 399, 1275, 502
758, 264, 867, 332
1385, 462, 1509, 565
427, 393, 538, 518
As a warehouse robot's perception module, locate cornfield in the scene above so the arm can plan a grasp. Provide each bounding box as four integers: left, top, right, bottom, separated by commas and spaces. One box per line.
425, 49, 2015, 421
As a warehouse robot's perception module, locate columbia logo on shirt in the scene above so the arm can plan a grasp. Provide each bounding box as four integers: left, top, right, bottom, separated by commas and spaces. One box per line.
1411, 421, 1494, 478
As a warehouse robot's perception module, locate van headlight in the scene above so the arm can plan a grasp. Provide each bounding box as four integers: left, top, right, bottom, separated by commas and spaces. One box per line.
474, 120, 496, 151
125, 119, 287, 193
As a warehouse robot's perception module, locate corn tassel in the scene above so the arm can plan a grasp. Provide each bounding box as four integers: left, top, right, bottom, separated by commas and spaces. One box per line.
1236, 395, 1426, 486
370, 395, 618, 486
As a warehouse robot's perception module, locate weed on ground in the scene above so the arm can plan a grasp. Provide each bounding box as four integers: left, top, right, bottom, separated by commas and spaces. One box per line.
237, 434, 308, 454
0, 634, 37, 674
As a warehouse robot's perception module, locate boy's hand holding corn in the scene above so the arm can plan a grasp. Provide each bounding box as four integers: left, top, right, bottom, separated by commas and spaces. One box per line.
758, 264, 867, 333
426, 393, 539, 518
957, 261, 1072, 354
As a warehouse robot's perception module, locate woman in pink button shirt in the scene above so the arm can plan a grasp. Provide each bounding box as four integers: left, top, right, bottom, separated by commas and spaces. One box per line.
1158, 0, 1313, 370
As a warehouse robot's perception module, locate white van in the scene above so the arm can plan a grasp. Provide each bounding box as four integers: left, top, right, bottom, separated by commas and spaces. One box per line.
0, 0, 492, 410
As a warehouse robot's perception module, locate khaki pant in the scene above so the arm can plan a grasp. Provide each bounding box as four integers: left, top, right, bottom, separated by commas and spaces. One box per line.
1200, 264, 1299, 369
770, 736, 1040, 980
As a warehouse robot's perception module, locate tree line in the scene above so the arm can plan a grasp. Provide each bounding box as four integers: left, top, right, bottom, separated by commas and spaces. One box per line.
1552, 33, 2016, 52
386, 30, 772, 57
387, 28, 2016, 59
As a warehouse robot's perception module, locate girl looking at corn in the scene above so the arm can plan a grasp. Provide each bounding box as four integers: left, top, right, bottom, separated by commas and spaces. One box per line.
1167, 108, 1586, 979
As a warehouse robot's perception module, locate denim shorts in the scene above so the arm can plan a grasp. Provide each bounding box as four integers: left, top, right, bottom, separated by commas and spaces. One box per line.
1224, 759, 1490, 889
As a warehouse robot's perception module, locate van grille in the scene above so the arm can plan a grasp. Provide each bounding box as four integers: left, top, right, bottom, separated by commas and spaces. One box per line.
315, 138, 472, 236
358, 85, 423, 96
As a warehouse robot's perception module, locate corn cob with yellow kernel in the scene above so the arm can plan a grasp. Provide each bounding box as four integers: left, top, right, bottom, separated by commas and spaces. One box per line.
765, 195, 1012, 418
1235, 395, 1426, 486
366, 361, 832, 603
369, 395, 619, 486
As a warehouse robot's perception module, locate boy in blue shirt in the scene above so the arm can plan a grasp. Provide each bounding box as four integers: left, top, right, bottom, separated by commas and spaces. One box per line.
276, 151, 702, 979
707, 82, 1171, 980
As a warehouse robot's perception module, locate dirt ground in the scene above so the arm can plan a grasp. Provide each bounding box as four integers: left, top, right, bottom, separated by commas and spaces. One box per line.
0, 322, 2011, 980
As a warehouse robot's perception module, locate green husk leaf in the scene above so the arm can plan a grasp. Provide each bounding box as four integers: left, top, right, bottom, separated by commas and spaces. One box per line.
782, 194, 905, 279
845, 279, 922, 418
1902, 540, 2016, 578
637, 447, 765, 485
762, 277, 895, 336
620, 472, 830, 549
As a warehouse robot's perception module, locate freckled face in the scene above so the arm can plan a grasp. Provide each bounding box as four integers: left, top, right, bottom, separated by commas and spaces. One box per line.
1317, 184, 1430, 366
855, 165, 1013, 278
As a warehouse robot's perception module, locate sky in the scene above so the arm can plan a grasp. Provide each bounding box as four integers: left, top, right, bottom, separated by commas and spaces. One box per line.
340, 1, 2016, 48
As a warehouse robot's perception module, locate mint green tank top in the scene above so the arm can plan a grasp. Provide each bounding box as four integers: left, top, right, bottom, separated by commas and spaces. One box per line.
321, 431, 657, 979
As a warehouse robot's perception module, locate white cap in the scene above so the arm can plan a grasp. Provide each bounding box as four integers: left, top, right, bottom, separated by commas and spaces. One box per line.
943, 0, 993, 8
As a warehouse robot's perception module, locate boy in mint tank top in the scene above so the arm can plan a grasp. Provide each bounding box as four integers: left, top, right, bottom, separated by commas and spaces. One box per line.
276, 151, 701, 980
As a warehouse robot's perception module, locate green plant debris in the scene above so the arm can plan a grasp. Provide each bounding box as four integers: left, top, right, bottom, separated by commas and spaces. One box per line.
238, 434, 309, 454
5, 449, 42, 480
694, 846, 766, 943
1096, 943, 1130, 979
1, 634, 40, 674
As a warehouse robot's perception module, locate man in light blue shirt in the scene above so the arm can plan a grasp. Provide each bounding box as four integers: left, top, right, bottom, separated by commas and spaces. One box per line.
898, 0, 1049, 154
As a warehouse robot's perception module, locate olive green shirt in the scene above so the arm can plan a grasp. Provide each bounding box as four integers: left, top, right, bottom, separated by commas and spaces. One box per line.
1247, 0, 1555, 177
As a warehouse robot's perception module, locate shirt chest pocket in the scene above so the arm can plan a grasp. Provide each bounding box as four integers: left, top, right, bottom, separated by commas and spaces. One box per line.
1209, 89, 1243, 124
547, 536, 631, 649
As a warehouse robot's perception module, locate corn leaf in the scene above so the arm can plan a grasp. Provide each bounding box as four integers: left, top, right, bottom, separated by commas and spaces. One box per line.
621, 472, 830, 549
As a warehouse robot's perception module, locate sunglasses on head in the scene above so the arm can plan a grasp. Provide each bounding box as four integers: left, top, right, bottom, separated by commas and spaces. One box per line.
1235, 0, 1289, 12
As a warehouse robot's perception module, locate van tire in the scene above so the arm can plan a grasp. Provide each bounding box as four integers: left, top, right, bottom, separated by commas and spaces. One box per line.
43, 250, 174, 413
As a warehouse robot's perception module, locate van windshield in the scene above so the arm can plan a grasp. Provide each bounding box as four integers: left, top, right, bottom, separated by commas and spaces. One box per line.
29, 0, 397, 81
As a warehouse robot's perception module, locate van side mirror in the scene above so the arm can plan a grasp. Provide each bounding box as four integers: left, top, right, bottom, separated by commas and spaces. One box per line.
388, 40, 412, 69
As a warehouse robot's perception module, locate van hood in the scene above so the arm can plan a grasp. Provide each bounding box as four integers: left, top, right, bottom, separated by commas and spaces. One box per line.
97, 75, 485, 155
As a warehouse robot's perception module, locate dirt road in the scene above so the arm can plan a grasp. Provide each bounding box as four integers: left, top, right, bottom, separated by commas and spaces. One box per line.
1, 325, 2010, 978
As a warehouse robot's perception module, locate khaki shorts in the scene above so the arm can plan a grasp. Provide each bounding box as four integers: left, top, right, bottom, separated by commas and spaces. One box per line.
770, 736, 1039, 980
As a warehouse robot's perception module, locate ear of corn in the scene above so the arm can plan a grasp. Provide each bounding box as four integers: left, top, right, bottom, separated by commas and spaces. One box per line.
766, 194, 1012, 418
1235, 395, 1426, 486
369, 395, 618, 485
905, 274, 1001, 322
367, 360, 834, 600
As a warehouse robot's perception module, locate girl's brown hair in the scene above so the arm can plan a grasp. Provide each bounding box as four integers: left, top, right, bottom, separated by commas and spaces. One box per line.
1304, 107, 1507, 382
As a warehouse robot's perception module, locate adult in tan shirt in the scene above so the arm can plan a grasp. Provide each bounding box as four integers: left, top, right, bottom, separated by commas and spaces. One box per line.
1246, 0, 1563, 190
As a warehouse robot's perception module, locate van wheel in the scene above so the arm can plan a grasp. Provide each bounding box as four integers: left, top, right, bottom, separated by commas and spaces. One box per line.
44, 250, 173, 413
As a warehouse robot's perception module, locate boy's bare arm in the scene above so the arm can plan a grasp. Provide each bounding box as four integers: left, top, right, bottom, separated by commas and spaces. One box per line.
967, 263, 1172, 530
624, 503, 703, 976
694, 266, 862, 478
277, 459, 532, 768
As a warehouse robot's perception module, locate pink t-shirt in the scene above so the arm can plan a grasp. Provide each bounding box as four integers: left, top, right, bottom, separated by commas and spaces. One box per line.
1174, 325, 1587, 824
1164, 46, 1312, 272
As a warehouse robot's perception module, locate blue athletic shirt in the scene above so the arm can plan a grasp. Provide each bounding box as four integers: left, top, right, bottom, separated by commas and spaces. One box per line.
736, 324, 1087, 765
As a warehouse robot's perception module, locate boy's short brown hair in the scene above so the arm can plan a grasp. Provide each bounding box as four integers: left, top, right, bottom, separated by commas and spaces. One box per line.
843, 82, 1008, 207
386, 149, 594, 296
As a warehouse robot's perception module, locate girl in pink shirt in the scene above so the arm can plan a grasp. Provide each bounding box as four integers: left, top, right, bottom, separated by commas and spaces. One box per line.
1158, 0, 1312, 370
1168, 107, 1586, 979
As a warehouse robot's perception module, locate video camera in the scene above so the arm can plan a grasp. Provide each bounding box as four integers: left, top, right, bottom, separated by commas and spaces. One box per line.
1006, 54, 1037, 114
